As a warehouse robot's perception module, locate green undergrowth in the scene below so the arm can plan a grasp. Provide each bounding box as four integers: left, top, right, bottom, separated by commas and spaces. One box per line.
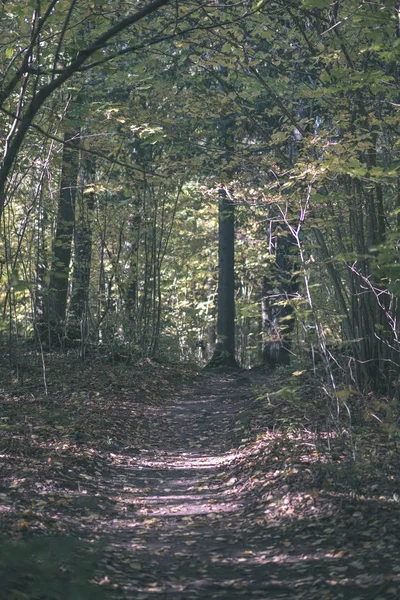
229, 365, 400, 503
1, 356, 400, 599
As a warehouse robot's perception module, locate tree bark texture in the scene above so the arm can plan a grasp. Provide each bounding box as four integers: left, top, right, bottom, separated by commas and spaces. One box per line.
208, 187, 238, 368
47, 130, 80, 339
68, 152, 95, 340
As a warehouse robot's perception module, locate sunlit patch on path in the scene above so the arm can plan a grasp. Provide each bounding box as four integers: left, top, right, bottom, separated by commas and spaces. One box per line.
75, 373, 398, 600
2, 367, 400, 600
114, 451, 242, 518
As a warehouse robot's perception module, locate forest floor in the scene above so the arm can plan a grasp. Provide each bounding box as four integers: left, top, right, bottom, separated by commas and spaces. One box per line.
1, 355, 400, 600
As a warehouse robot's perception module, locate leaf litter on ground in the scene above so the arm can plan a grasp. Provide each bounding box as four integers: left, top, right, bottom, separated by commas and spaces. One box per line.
0, 355, 400, 599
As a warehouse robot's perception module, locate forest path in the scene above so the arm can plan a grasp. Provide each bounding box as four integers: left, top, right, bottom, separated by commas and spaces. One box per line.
97, 371, 282, 599
2, 363, 399, 600
84, 370, 398, 600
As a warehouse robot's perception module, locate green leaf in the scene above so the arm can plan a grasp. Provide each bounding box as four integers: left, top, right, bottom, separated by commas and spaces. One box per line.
301, 0, 330, 8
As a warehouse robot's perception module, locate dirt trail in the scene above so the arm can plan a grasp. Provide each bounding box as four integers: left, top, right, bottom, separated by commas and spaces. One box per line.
2, 366, 400, 600
82, 371, 394, 600
98, 372, 275, 599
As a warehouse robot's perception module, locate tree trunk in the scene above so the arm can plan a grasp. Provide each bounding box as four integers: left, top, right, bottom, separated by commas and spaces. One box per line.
68, 152, 95, 345
46, 130, 80, 343
208, 187, 238, 368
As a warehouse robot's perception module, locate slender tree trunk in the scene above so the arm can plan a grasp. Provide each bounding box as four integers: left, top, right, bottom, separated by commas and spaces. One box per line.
33, 164, 51, 329
125, 214, 140, 319
206, 274, 216, 360
208, 187, 238, 368
46, 130, 80, 343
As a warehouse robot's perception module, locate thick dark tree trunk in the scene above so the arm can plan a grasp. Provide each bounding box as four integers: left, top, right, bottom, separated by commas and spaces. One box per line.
68, 152, 95, 343
208, 187, 238, 368
46, 130, 80, 343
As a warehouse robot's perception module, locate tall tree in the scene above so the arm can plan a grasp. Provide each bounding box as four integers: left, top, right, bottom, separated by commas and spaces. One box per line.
208, 88, 239, 368
209, 185, 238, 368
68, 151, 96, 347
46, 127, 80, 342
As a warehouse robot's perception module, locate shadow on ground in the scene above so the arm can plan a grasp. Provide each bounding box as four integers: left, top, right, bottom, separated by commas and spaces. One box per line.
1, 364, 400, 599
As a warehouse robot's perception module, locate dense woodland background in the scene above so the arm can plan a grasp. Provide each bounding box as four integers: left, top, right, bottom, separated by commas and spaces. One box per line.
2, 3, 400, 598
1, 0, 399, 397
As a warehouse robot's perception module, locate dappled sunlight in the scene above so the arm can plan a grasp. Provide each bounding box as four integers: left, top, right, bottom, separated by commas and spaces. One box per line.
132, 450, 239, 469
137, 499, 242, 517
106, 449, 245, 518
2, 367, 400, 599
